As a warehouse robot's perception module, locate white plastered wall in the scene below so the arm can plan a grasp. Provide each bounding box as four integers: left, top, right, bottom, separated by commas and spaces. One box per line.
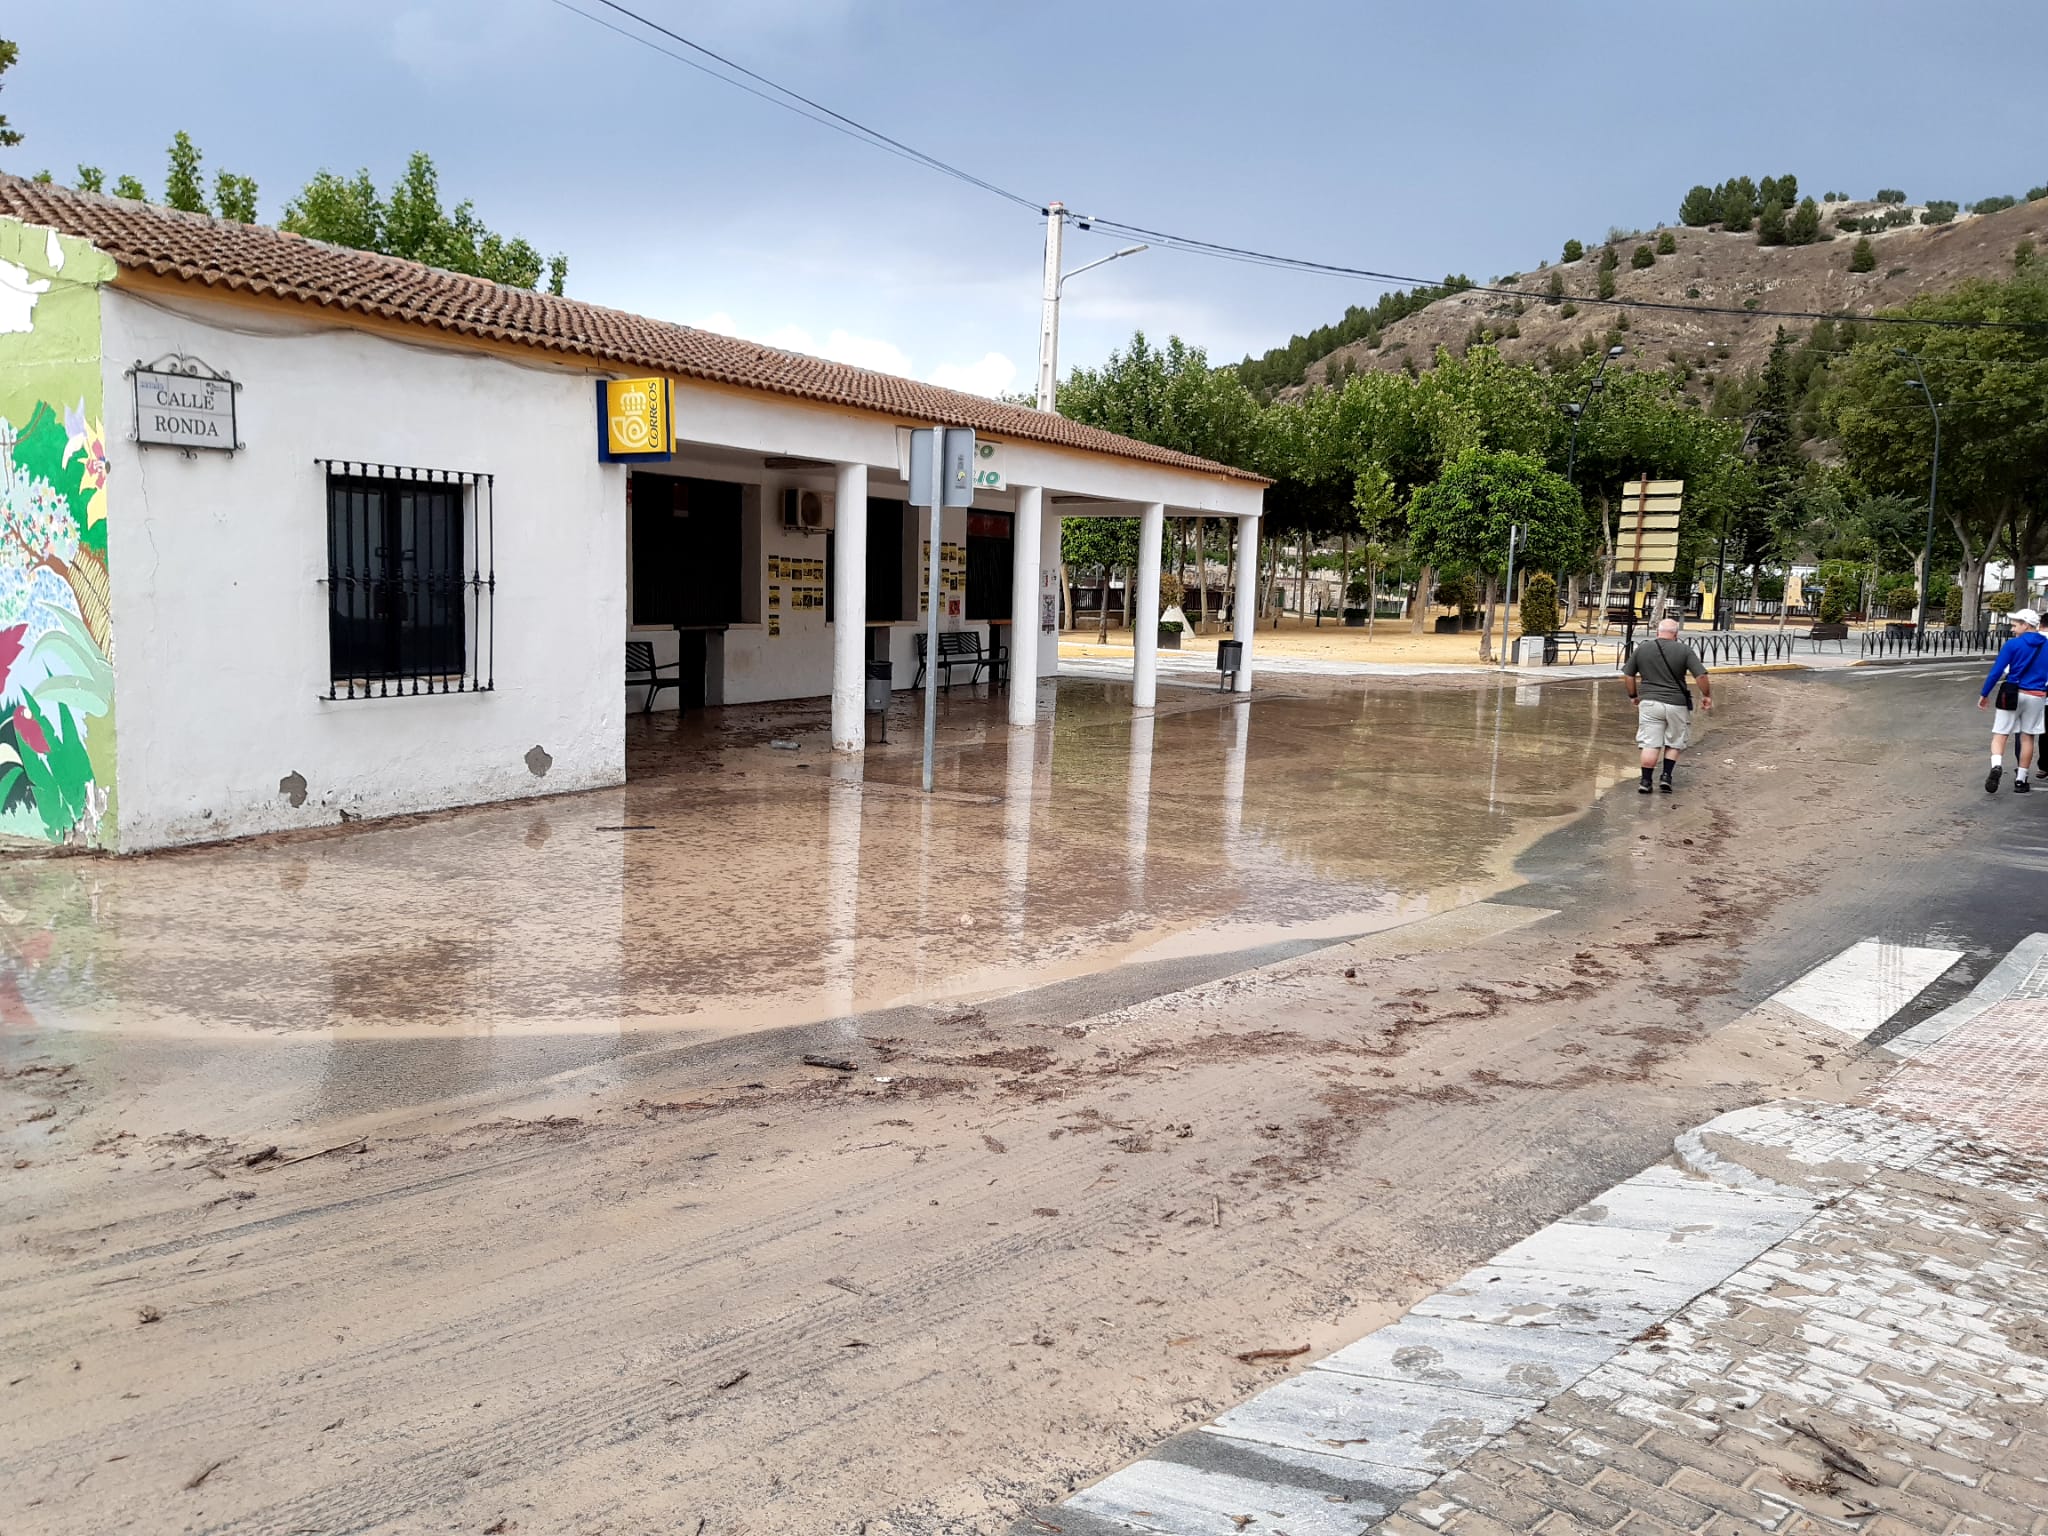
99, 288, 626, 850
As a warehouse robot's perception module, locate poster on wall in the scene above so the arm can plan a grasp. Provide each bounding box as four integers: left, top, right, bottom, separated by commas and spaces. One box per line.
1042, 592, 1056, 633
768, 614, 781, 637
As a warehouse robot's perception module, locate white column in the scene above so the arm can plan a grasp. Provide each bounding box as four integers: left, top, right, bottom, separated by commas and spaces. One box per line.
1222, 697, 1251, 849
1133, 501, 1165, 709
830, 461, 868, 751
823, 756, 863, 1013
1004, 723, 1034, 946
1126, 711, 1155, 898
1232, 514, 1259, 693
1038, 511, 1063, 685
1009, 485, 1043, 726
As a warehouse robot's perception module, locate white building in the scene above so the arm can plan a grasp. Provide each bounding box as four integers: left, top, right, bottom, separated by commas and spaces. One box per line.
0, 178, 1265, 853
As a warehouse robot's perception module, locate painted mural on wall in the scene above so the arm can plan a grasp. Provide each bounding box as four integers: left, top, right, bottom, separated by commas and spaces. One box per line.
0, 220, 117, 849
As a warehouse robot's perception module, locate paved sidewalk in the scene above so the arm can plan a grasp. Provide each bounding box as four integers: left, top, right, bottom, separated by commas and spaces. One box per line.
1015, 935, 2048, 1536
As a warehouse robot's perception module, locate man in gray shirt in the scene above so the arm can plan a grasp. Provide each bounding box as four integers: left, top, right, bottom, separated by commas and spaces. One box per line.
1622, 617, 1712, 794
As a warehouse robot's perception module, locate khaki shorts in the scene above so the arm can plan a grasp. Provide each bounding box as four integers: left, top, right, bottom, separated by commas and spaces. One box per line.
1636, 699, 1693, 752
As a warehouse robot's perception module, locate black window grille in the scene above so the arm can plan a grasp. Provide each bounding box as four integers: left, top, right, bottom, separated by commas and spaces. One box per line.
320, 462, 494, 699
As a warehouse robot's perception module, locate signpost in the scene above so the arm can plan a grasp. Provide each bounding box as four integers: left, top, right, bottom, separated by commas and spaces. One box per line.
906, 426, 976, 793
1612, 477, 1684, 650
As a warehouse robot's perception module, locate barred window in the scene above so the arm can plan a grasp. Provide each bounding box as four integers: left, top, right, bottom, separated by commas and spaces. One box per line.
320, 462, 495, 699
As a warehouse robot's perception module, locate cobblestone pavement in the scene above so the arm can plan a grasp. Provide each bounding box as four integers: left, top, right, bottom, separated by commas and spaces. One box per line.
1377, 1104, 2048, 1536
1016, 935, 2048, 1536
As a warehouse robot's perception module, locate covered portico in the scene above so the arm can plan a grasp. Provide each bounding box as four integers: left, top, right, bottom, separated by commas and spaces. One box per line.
636, 373, 1268, 753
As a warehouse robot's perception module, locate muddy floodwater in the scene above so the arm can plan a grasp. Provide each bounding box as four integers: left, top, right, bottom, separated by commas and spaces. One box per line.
0, 677, 1640, 1130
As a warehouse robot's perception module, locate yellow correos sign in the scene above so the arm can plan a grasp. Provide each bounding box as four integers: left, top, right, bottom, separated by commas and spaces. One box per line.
600, 377, 672, 460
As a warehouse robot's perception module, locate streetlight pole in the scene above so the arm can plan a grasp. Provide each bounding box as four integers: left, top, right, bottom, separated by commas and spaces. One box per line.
1035, 203, 1146, 413
1711, 415, 1761, 632
1898, 350, 1942, 631
1568, 345, 1626, 624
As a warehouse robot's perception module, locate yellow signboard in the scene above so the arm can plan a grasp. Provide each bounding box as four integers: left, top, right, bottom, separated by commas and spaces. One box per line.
598, 377, 673, 461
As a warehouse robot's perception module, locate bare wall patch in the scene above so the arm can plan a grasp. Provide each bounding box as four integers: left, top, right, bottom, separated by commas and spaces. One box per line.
525, 745, 554, 778
279, 771, 308, 808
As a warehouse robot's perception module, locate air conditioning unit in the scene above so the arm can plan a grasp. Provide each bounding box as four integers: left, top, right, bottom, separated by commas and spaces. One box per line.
781, 486, 835, 533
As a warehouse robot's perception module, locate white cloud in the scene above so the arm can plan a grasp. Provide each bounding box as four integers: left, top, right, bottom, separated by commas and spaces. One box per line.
928, 352, 1019, 398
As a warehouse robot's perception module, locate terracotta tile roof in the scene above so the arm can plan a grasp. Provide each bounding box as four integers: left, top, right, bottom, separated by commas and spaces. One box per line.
2, 176, 1266, 487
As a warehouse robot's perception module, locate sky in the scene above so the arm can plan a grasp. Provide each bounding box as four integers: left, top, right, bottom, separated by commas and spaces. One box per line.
9, 2, 2048, 396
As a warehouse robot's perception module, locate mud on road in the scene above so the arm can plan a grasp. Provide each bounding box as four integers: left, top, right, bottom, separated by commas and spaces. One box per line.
0, 671, 1971, 1534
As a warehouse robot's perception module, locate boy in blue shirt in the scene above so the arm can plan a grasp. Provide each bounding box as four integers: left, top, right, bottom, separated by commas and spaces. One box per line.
1980, 608, 2048, 793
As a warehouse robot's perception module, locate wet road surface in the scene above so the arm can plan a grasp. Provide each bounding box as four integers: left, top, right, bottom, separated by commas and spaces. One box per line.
1, 676, 1648, 1137
2, 661, 2028, 1536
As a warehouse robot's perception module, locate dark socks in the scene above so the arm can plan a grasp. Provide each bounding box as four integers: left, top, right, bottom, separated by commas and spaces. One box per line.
1641, 765, 1656, 789
1661, 760, 1676, 784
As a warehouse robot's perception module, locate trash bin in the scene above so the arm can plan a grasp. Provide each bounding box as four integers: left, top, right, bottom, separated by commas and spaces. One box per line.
1216, 639, 1244, 691
864, 659, 891, 714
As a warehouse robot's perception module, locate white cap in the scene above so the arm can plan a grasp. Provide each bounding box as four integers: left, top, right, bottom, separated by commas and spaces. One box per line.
2017, 607, 2043, 626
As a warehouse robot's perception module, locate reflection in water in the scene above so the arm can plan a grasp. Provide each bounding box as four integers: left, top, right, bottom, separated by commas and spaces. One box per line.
0, 680, 1638, 1056
1126, 712, 1155, 906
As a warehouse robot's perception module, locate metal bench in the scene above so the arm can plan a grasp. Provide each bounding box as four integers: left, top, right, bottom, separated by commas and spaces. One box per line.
1543, 630, 1592, 664
625, 640, 682, 715
913, 631, 987, 690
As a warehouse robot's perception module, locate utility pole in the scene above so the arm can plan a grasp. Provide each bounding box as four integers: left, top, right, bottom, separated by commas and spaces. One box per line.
1898, 351, 1942, 631
1035, 205, 1144, 415
1036, 203, 1065, 413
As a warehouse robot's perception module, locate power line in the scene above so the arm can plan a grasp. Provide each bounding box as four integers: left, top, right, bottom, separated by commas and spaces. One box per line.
546, 0, 1039, 212
550, 0, 2048, 336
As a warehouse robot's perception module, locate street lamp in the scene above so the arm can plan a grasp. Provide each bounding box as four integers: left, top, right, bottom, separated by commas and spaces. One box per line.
1568, 345, 1626, 623
1897, 350, 1942, 630
1563, 344, 1627, 483
1035, 202, 1147, 412
1710, 415, 1762, 631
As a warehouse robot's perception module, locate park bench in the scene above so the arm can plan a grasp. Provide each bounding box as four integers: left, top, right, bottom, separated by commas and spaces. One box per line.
1806, 622, 1849, 653
625, 640, 682, 716
913, 631, 988, 690
1543, 630, 1592, 664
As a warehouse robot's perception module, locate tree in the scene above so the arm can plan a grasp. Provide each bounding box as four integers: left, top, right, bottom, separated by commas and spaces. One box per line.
1789, 196, 1822, 245
1407, 448, 1585, 659
1721, 181, 1755, 231
73, 165, 103, 193
1776, 173, 1799, 205
164, 131, 208, 213
1921, 201, 1958, 225
1757, 199, 1788, 246
1849, 236, 1877, 273
282, 169, 385, 251
0, 38, 21, 150
1632, 243, 1656, 269
213, 171, 258, 224
1829, 268, 2048, 626
1875, 188, 1907, 204
279, 152, 566, 293
111, 174, 147, 201
1562, 238, 1584, 263
1597, 266, 1617, 300
1546, 269, 1565, 302
1657, 229, 1678, 255
1521, 572, 1560, 637
1760, 176, 1782, 208
1679, 185, 1717, 226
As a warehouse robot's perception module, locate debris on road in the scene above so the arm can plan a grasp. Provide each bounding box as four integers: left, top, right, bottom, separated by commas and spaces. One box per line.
241, 1145, 279, 1167
136, 1305, 162, 1325
1232, 1344, 1308, 1364
270, 1138, 369, 1169
182, 1459, 228, 1490
715, 1369, 749, 1391
802, 1055, 857, 1073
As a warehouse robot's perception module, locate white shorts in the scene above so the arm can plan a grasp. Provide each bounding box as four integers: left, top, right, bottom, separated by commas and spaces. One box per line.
1636, 699, 1692, 752
1993, 691, 2047, 736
